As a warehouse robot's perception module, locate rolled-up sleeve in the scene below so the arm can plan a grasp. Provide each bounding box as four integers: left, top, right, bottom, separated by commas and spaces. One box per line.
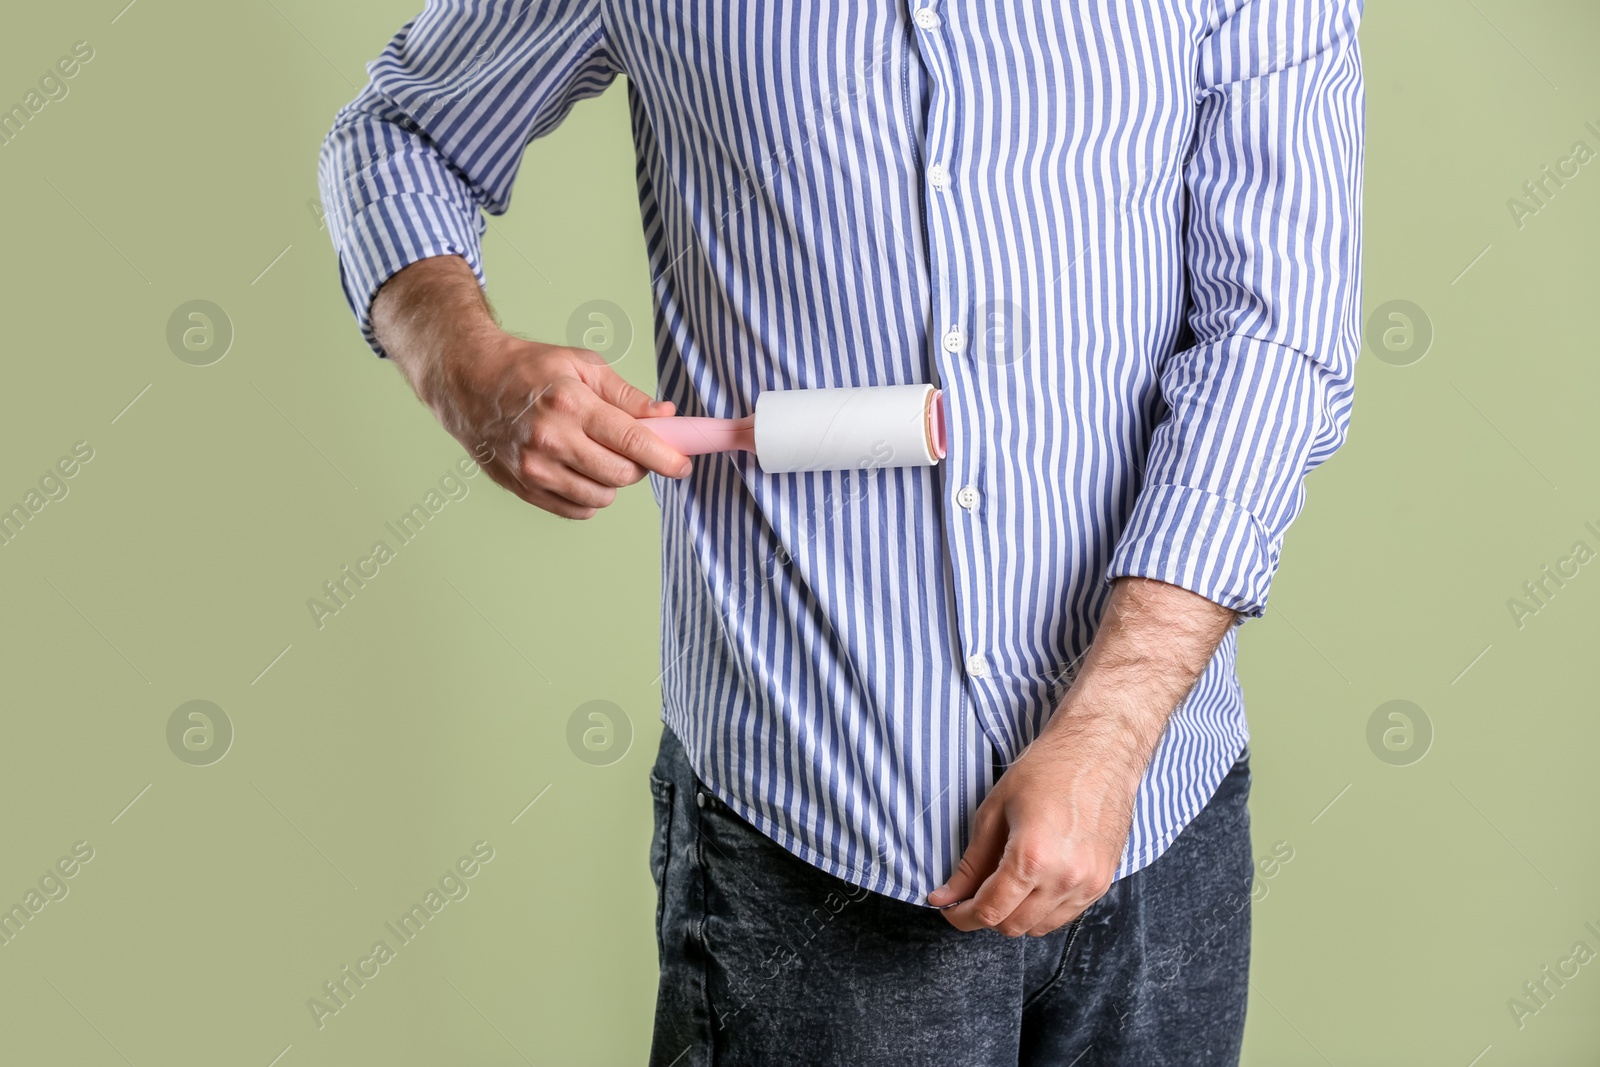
317, 0, 619, 357
1106, 0, 1364, 618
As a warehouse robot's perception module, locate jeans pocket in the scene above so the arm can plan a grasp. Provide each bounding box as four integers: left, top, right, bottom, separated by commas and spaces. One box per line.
649, 772, 675, 945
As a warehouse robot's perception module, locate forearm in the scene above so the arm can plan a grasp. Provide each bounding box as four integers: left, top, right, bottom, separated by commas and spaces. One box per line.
1033, 577, 1238, 779
931, 576, 1238, 927
370, 254, 504, 406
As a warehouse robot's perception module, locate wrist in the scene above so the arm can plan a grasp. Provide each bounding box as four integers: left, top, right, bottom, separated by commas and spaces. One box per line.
371, 255, 503, 400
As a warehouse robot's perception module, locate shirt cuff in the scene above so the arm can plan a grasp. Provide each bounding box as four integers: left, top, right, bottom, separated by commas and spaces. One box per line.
333, 191, 487, 359
1104, 482, 1278, 618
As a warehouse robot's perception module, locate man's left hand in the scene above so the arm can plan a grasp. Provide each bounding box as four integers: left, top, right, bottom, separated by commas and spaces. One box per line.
926, 576, 1239, 935
926, 727, 1142, 937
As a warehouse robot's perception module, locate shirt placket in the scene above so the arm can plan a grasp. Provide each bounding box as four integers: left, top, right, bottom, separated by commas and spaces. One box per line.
908, 2, 1011, 760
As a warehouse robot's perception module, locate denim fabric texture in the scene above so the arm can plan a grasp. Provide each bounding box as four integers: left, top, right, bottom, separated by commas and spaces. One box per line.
648, 725, 1254, 1067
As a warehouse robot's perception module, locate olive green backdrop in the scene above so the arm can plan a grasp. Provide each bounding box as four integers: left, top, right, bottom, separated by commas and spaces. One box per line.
1, 2, 1596, 1064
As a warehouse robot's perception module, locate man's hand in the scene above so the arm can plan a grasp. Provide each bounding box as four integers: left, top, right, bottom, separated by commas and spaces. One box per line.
371, 254, 691, 519
927, 577, 1238, 936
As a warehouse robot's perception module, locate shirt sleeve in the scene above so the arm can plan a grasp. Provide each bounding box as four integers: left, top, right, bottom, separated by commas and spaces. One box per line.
1104, 0, 1364, 619
317, 0, 619, 358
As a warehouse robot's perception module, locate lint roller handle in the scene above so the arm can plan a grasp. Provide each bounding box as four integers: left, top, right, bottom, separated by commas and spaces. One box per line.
638, 385, 947, 473
638, 414, 756, 456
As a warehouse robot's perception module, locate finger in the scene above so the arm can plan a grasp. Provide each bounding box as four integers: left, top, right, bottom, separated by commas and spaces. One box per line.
478, 455, 541, 505
479, 457, 599, 520
563, 433, 648, 489
928, 806, 1007, 909
575, 357, 674, 420
526, 485, 600, 520
519, 451, 619, 511
583, 403, 693, 479
515, 386, 657, 490
997, 887, 1059, 938
1027, 899, 1089, 939
942, 848, 1035, 933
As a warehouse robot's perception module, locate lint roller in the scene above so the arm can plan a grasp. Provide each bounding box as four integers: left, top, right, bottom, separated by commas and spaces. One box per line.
640, 384, 947, 474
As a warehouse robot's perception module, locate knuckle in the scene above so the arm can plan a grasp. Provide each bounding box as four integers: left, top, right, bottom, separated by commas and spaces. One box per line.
973, 904, 1007, 928
520, 452, 554, 486
616, 424, 649, 459
552, 380, 586, 413
1056, 862, 1091, 893
537, 380, 581, 417
1013, 843, 1054, 881
526, 423, 560, 454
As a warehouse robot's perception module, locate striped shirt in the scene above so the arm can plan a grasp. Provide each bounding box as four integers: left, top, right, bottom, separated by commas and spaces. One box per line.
319, 0, 1363, 906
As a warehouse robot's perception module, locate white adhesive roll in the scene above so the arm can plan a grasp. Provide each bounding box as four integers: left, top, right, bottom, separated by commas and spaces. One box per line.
753, 384, 943, 474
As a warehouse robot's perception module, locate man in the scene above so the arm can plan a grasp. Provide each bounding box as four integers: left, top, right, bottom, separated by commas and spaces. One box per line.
319, 1, 1362, 1063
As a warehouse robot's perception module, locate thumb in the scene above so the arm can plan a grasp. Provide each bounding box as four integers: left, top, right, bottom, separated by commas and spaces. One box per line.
928, 809, 1006, 907
577, 358, 673, 419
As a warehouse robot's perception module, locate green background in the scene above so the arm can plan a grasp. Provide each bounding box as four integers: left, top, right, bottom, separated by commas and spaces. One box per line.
1, 2, 1596, 1064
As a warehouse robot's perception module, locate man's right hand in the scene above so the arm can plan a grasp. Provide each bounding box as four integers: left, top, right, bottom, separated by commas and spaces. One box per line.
370, 254, 691, 520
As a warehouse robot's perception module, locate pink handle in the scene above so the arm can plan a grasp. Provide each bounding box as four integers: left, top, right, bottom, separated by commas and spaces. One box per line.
638, 414, 757, 456
642, 393, 948, 462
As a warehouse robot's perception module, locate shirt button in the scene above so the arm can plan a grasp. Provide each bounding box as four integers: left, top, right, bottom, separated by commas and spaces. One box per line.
956, 485, 980, 510
942, 326, 965, 353
695, 791, 707, 809
927, 162, 949, 191
966, 654, 989, 679
914, 7, 939, 29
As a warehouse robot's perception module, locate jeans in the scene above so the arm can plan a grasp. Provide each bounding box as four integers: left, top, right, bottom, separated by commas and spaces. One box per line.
647, 726, 1253, 1066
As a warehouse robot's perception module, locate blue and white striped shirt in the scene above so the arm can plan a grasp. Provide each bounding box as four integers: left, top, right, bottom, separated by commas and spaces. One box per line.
320, 0, 1363, 906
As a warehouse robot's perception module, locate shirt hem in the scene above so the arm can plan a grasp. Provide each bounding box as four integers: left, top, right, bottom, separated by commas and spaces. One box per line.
1113, 724, 1252, 881
662, 709, 1251, 908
